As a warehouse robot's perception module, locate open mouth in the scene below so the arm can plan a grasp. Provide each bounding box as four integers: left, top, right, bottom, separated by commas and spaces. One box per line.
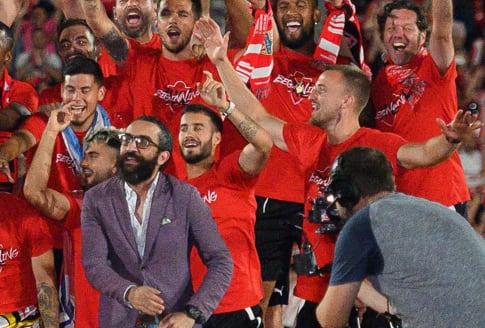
70, 105, 85, 115
183, 139, 199, 149
392, 42, 406, 51
286, 21, 301, 34
126, 10, 142, 26
167, 27, 181, 41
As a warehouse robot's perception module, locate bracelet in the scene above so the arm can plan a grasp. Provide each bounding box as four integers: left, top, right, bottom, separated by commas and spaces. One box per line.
222, 101, 235, 117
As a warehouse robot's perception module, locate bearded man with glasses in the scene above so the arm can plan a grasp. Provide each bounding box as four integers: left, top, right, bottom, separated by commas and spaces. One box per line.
81, 115, 233, 328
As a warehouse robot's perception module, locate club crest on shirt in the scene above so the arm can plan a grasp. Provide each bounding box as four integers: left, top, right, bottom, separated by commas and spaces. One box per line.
153, 81, 200, 113
273, 71, 314, 105
202, 190, 218, 204
0, 244, 19, 273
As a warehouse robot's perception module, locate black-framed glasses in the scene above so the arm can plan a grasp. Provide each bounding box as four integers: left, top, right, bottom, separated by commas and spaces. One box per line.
119, 133, 161, 150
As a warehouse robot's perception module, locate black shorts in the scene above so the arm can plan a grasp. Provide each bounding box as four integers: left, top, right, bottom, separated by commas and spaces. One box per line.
255, 197, 303, 281
204, 305, 263, 328
255, 196, 303, 281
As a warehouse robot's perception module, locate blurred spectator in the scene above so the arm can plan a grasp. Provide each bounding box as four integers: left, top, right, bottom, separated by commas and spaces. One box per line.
15, 27, 61, 92
16, 2, 60, 55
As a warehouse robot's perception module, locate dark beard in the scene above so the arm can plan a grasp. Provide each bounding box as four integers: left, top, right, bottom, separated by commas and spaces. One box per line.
122, 22, 149, 39
179, 143, 212, 164
117, 152, 158, 185
277, 25, 313, 50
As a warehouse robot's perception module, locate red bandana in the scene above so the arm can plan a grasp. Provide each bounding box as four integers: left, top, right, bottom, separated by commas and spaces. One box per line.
384, 47, 428, 109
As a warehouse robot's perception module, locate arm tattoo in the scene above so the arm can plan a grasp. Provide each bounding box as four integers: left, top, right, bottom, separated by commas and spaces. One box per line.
237, 116, 258, 140
37, 283, 59, 328
100, 27, 129, 63
83, 0, 101, 12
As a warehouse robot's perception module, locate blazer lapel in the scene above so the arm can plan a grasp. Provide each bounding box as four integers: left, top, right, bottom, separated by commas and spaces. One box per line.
112, 177, 139, 257
142, 174, 171, 263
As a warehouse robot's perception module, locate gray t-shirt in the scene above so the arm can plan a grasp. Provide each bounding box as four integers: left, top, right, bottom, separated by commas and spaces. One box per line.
331, 193, 485, 328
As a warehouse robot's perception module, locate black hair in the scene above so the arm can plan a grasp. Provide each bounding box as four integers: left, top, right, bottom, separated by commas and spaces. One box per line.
0, 22, 14, 50
157, 0, 202, 19
377, 0, 429, 36
333, 147, 395, 199
181, 104, 223, 133
57, 19, 96, 42
135, 116, 173, 154
62, 57, 104, 86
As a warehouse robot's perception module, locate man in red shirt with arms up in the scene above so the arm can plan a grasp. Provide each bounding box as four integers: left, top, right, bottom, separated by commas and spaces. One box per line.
368, 0, 469, 214
179, 71, 273, 327
194, 16, 480, 327
24, 117, 121, 327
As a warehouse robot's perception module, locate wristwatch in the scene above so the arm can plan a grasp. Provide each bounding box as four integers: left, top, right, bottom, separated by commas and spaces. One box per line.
184, 304, 206, 324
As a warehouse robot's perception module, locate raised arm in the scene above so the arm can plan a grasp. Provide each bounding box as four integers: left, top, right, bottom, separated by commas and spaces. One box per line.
428, 0, 454, 74
194, 17, 288, 151
397, 110, 482, 169
81, 0, 129, 64
199, 71, 273, 176
54, 0, 86, 19
31, 249, 59, 328
0, 0, 27, 27
24, 108, 73, 221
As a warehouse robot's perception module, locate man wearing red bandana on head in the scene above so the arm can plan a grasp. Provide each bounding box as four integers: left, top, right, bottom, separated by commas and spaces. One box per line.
370, 0, 469, 215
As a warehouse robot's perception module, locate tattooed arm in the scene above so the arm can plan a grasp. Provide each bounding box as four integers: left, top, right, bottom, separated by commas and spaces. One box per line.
81, 0, 129, 64
24, 108, 72, 221
32, 250, 59, 328
198, 71, 273, 176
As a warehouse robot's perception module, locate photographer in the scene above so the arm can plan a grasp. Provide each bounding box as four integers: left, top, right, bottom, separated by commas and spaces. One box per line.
316, 147, 485, 328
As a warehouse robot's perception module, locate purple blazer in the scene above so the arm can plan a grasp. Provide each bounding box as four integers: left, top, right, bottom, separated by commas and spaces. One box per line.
81, 174, 233, 327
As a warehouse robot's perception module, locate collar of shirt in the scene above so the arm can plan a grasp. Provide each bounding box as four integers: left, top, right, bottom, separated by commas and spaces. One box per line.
124, 172, 160, 257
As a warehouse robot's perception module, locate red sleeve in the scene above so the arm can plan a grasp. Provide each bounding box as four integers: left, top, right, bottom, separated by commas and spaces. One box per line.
22, 202, 55, 257
7, 79, 39, 113
19, 112, 48, 143
218, 151, 258, 189
61, 193, 82, 231
283, 122, 327, 171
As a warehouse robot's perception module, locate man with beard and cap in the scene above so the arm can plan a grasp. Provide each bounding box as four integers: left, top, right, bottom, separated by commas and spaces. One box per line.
24, 123, 121, 328
179, 71, 273, 327
194, 17, 480, 327
80, 0, 252, 177
316, 147, 485, 328
365, 0, 470, 218
81, 115, 233, 328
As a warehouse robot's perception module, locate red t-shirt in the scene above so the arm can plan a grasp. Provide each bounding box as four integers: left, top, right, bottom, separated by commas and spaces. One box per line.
1, 68, 38, 113
283, 123, 406, 303
20, 113, 84, 194
61, 193, 100, 327
0, 193, 54, 313
124, 45, 243, 177
372, 55, 469, 206
186, 152, 263, 313
254, 48, 322, 203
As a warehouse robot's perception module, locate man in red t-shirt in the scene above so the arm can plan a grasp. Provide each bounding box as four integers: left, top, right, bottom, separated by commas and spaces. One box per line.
0, 57, 110, 195
179, 72, 272, 327
80, 0, 251, 178
0, 193, 58, 328
367, 0, 469, 214
0, 22, 38, 131
198, 25, 479, 326
24, 121, 121, 328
